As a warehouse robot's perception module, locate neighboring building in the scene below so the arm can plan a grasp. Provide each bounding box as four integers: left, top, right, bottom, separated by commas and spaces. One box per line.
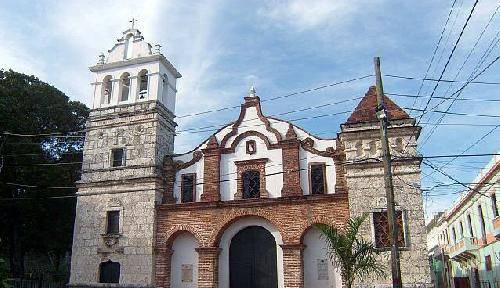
69, 26, 430, 288
426, 156, 499, 288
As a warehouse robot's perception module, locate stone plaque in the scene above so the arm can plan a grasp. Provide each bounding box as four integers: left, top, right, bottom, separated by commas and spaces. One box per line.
181, 264, 193, 282
317, 259, 329, 280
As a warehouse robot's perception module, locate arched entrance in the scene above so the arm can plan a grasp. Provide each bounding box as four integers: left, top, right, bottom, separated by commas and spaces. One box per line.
229, 226, 278, 288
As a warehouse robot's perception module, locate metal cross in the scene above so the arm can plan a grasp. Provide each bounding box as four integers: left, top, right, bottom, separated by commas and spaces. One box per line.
129, 18, 137, 29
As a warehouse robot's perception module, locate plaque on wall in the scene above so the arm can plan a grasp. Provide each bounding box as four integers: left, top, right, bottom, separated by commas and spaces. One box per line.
181, 264, 193, 282
317, 258, 329, 280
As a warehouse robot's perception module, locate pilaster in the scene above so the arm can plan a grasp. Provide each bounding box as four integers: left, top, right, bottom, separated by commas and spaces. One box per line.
195, 247, 221, 288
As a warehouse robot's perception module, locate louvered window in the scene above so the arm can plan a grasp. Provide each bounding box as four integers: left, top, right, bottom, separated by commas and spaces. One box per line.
310, 164, 326, 194
181, 174, 195, 203
373, 210, 405, 248
243, 170, 260, 199
106, 211, 120, 234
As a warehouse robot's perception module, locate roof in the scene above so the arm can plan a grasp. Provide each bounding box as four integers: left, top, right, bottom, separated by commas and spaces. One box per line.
346, 86, 410, 124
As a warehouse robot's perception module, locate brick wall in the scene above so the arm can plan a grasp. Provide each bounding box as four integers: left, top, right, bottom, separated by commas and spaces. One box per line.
154, 194, 349, 288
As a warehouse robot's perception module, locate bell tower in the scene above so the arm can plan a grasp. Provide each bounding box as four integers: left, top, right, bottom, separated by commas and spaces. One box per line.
69, 25, 181, 288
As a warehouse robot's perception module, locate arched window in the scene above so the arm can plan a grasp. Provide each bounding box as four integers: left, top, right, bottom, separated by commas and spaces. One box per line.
120, 73, 130, 102
138, 69, 148, 99
242, 170, 260, 199
99, 260, 120, 283
101, 75, 113, 104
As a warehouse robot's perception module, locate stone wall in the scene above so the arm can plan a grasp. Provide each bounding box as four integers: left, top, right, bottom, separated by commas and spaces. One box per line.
341, 120, 431, 287
69, 101, 175, 287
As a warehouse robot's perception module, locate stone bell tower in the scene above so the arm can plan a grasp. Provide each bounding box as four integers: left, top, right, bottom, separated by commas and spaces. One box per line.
339, 86, 431, 286
69, 25, 181, 287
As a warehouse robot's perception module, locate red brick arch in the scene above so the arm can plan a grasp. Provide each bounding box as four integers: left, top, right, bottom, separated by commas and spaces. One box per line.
210, 214, 283, 247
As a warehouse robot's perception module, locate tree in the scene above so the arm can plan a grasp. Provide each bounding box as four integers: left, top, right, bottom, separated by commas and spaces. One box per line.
316, 214, 385, 288
0, 69, 89, 279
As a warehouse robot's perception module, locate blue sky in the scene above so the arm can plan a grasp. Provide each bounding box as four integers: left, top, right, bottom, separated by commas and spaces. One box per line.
0, 0, 498, 219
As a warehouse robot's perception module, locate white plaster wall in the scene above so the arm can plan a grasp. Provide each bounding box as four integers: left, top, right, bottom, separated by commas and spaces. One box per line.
217, 217, 284, 288
170, 232, 199, 288
299, 148, 337, 195
303, 227, 342, 288
108, 33, 152, 62
223, 107, 280, 145
220, 135, 283, 200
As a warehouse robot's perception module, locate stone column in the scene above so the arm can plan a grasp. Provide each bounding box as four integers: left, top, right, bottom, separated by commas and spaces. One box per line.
195, 247, 221, 288
201, 136, 221, 202
154, 247, 173, 288
281, 244, 305, 288
280, 124, 302, 197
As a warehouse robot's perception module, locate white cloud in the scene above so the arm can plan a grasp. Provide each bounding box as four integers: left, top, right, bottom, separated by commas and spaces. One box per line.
261, 0, 384, 31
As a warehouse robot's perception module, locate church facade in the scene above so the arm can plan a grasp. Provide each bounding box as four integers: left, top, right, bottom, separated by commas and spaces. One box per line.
69, 27, 430, 288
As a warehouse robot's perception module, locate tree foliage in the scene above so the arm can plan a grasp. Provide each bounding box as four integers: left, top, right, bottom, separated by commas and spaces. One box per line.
0, 69, 89, 278
316, 214, 386, 288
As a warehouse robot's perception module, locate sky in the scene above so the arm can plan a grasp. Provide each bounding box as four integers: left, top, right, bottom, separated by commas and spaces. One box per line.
0, 0, 498, 220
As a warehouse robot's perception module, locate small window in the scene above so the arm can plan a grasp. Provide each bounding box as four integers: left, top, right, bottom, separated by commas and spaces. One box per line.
181, 174, 196, 203
138, 69, 148, 99
467, 214, 474, 237
246, 140, 256, 155
373, 210, 405, 248
478, 205, 486, 239
120, 73, 130, 101
485, 255, 492, 271
492, 193, 499, 218
99, 260, 120, 283
242, 170, 260, 199
459, 221, 464, 240
106, 211, 120, 234
112, 148, 125, 167
310, 163, 326, 195
355, 141, 363, 157
451, 227, 457, 244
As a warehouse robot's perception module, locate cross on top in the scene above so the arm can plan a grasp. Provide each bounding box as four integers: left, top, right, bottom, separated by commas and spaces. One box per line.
129, 18, 137, 29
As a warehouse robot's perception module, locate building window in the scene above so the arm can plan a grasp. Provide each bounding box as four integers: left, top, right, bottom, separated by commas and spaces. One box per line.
492, 193, 499, 218
102, 75, 113, 104
242, 170, 260, 199
451, 227, 457, 244
246, 140, 256, 155
372, 210, 405, 248
120, 72, 130, 101
138, 69, 148, 99
181, 174, 196, 203
459, 221, 464, 240
478, 205, 486, 239
310, 163, 326, 195
444, 228, 449, 244
467, 214, 474, 237
485, 255, 492, 271
99, 260, 120, 283
106, 211, 120, 234
111, 148, 125, 167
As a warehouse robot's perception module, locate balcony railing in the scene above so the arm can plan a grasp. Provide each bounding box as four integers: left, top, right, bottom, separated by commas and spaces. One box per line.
445, 237, 478, 261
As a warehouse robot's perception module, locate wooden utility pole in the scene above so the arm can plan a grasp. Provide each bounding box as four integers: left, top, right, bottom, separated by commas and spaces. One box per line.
373, 57, 402, 287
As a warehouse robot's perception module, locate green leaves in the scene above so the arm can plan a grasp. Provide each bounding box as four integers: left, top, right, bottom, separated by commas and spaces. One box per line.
316, 214, 386, 288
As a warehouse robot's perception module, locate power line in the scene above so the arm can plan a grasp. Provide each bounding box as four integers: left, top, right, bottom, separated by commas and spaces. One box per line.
176, 74, 374, 119
385, 75, 500, 85
417, 0, 480, 123
387, 92, 500, 102
405, 107, 500, 118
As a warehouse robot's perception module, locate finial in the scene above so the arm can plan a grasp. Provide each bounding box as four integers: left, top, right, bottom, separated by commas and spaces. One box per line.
154, 44, 162, 54
249, 86, 256, 97
129, 18, 137, 29
98, 53, 105, 64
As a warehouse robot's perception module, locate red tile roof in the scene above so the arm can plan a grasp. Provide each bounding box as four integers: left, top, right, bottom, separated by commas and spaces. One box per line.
346, 86, 410, 124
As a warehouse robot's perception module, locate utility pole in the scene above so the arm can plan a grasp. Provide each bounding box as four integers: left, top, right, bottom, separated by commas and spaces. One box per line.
373, 57, 402, 287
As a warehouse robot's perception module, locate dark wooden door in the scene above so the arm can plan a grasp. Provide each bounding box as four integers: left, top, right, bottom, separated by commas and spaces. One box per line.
229, 226, 278, 288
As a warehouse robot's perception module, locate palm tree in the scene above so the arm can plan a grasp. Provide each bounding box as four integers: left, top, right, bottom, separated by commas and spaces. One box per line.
316, 214, 385, 288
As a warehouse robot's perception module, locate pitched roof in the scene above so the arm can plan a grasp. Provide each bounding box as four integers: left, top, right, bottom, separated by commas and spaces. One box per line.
346, 86, 410, 124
